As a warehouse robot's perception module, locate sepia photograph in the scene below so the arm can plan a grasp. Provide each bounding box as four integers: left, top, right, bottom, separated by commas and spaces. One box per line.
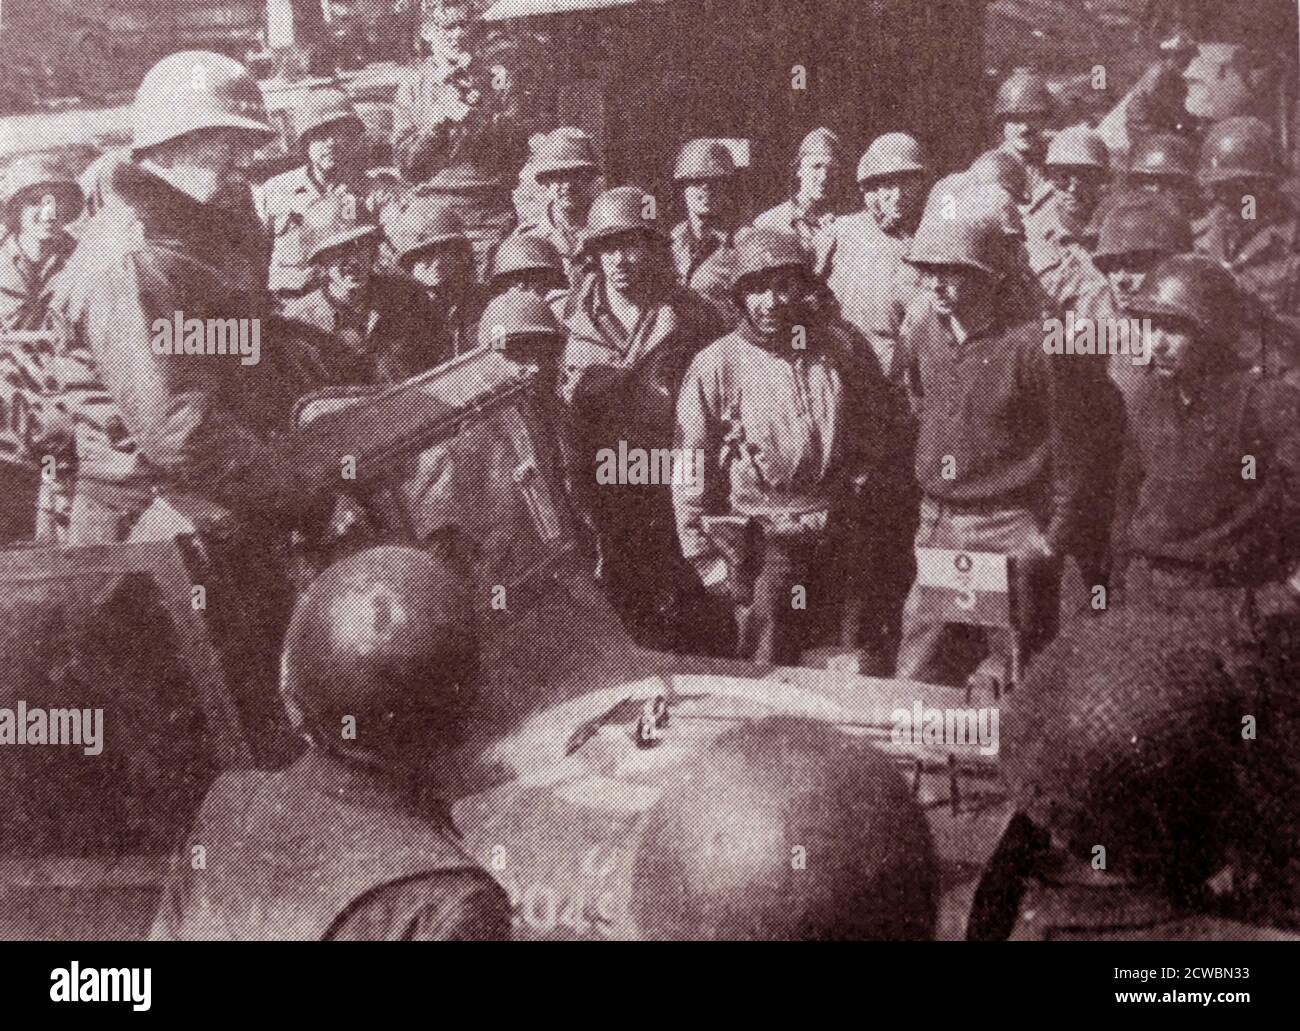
1, 0, 1299, 990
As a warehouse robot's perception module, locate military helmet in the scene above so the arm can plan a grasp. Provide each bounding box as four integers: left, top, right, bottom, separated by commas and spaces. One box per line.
581, 185, 663, 252
0, 156, 84, 220
280, 546, 480, 765
385, 194, 470, 267
1045, 127, 1109, 171
1128, 133, 1196, 182
797, 127, 841, 163
1198, 116, 1279, 184
992, 68, 1053, 119
906, 208, 1007, 276
477, 287, 564, 359
1003, 612, 1248, 894
490, 233, 566, 283
674, 139, 738, 183
631, 719, 939, 940
856, 132, 927, 183
732, 227, 810, 294
131, 51, 275, 153
1123, 253, 1241, 337
1092, 194, 1193, 263
530, 128, 599, 181
302, 195, 380, 264
967, 149, 1029, 204
294, 88, 365, 147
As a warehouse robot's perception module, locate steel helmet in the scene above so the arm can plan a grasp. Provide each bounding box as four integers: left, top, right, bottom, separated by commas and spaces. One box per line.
1003, 612, 1247, 892
993, 68, 1053, 119
581, 185, 663, 252
477, 287, 564, 357
906, 208, 1007, 276
1044, 126, 1110, 171
797, 126, 841, 163
1128, 133, 1196, 182
280, 546, 480, 765
631, 719, 939, 940
294, 88, 365, 147
732, 227, 810, 294
857, 132, 927, 183
1092, 194, 1192, 263
0, 156, 84, 220
1198, 116, 1279, 184
131, 50, 275, 153
1123, 253, 1241, 338
674, 139, 738, 183
490, 233, 566, 283
966, 149, 1029, 204
529, 128, 599, 180
385, 194, 470, 267
302, 195, 380, 264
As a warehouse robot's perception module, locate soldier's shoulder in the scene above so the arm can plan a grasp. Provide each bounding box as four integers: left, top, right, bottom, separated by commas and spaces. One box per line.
279, 289, 333, 327
752, 202, 792, 229
260, 165, 311, 195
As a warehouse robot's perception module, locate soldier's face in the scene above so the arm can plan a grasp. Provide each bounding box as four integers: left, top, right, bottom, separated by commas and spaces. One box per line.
1206, 177, 1270, 217
597, 232, 655, 294
1148, 315, 1198, 379
324, 241, 377, 306
1001, 116, 1047, 160
924, 265, 990, 319
1048, 166, 1107, 219
1101, 252, 1158, 305
306, 125, 362, 179
797, 155, 833, 204
683, 180, 720, 221
741, 269, 804, 337
167, 129, 260, 202
542, 171, 597, 224
866, 173, 925, 232
18, 191, 74, 242
409, 245, 466, 297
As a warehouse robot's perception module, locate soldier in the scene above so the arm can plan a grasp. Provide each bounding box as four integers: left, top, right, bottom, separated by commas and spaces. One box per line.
673, 229, 894, 664
821, 133, 928, 382
151, 546, 510, 941
512, 129, 601, 285
49, 51, 350, 547
1193, 116, 1300, 353
894, 211, 1085, 686
391, 0, 529, 279
1111, 254, 1300, 639
970, 611, 1300, 941
254, 88, 369, 297
991, 68, 1053, 201
1024, 127, 1111, 311
384, 193, 480, 356
556, 185, 726, 652
0, 157, 84, 330
1123, 132, 1198, 205
753, 128, 842, 255
670, 139, 742, 324
283, 196, 451, 383
487, 233, 568, 299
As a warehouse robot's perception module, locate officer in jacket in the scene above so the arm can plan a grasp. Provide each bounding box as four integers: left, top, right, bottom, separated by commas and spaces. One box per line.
151, 545, 510, 941
670, 139, 743, 326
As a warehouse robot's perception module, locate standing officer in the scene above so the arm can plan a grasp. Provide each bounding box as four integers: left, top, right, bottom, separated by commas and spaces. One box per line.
670, 139, 743, 324
1112, 255, 1300, 639
1024, 127, 1111, 310
512, 129, 601, 285
384, 193, 481, 356
992, 68, 1054, 202
391, 0, 529, 279
894, 211, 1085, 686
0, 157, 84, 331
556, 185, 726, 651
753, 128, 843, 255
970, 611, 1300, 941
821, 132, 928, 382
1194, 116, 1300, 358
151, 546, 510, 941
487, 233, 568, 299
283, 196, 449, 382
254, 87, 368, 298
673, 229, 892, 664
50, 50, 351, 546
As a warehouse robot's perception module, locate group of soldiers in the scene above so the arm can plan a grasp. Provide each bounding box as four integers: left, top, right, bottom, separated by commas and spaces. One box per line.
3, 0, 1300, 939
